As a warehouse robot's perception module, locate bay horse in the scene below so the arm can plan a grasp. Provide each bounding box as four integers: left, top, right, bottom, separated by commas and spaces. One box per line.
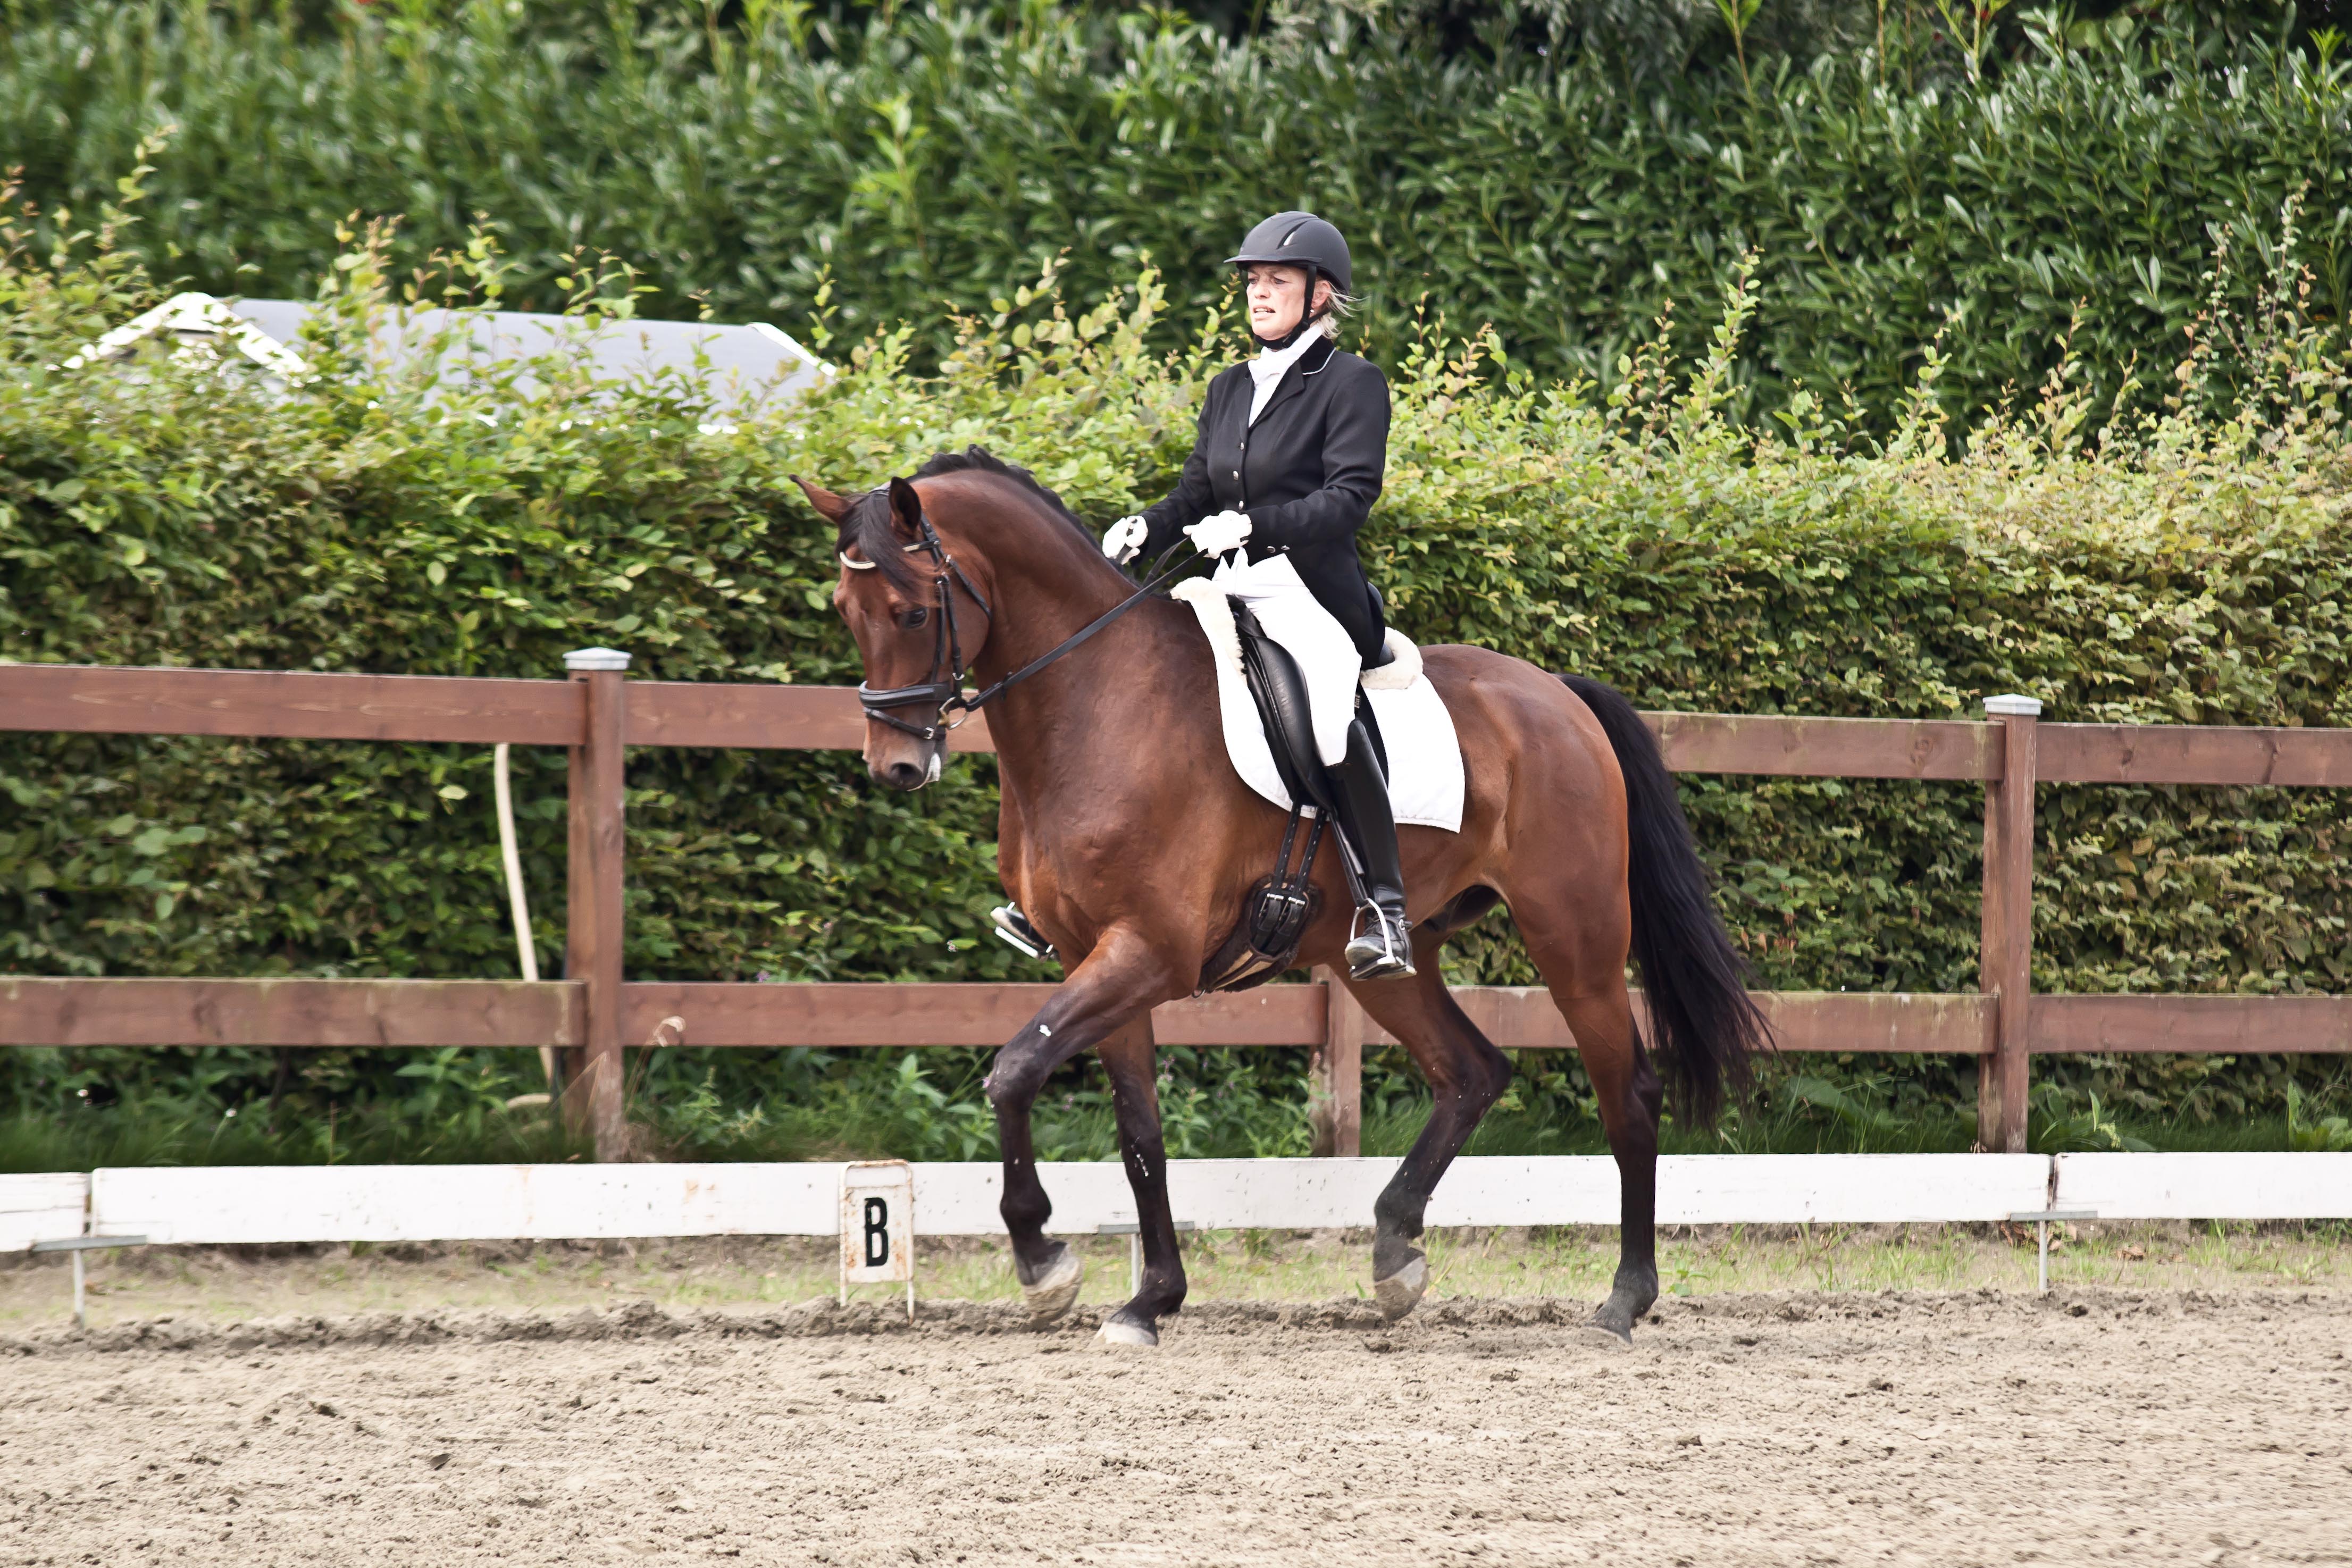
799, 449, 1767, 1346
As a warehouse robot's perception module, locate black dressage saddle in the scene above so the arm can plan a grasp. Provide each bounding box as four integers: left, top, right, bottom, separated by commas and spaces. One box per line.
1232, 601, 1389, 804
1196, 601, 1389, 994
1233, 602, 1336, 819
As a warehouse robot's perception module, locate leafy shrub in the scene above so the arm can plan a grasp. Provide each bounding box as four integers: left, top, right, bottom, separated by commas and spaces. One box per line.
2, 172, 2349, 1163
2286, 1083, 2352, 1152
0, 2, 2347, 431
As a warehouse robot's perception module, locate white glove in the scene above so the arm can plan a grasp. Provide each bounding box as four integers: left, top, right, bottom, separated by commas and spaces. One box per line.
1101, 514, 1147, 565
1184, 509, 1252, 558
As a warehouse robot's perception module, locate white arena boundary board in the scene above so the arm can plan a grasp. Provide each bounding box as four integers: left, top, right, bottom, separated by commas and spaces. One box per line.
2053, 1151, 2352, 1219
85, 1155, 2052, 1245
1, 1173, 89, 1251
75, 1153, 2352, 1246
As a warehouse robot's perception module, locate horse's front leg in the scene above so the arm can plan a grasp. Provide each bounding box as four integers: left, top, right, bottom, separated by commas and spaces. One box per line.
984, 925, 1184, 1327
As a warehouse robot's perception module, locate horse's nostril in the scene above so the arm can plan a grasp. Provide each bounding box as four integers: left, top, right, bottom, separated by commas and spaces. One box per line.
883, 761, 925, 791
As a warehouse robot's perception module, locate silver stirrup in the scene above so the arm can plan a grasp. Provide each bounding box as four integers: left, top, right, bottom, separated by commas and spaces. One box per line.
990, 902, 1057, 962
1344, 904, 1415, 980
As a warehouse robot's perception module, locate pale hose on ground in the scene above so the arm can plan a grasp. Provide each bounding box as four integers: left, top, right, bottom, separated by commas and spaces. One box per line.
493, 742, 556, 1090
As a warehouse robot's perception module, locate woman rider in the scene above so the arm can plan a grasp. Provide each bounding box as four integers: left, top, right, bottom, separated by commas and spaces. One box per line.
1102, 211, 1412, 982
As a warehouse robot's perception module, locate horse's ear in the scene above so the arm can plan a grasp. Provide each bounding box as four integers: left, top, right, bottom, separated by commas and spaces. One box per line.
792, 475, 849, 522
886, 477, 926, 541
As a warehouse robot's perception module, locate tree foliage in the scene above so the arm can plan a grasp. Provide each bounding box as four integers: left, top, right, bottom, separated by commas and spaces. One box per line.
1, 1, 2348, 433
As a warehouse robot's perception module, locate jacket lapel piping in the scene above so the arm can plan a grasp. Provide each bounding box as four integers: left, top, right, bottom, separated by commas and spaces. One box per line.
1253, 337, 1335, 426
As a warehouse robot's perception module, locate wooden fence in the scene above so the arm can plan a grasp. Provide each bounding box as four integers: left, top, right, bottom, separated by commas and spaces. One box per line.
6, 653, 2351, 1163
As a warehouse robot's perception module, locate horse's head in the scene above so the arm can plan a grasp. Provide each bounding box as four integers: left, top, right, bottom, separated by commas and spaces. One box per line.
799, 473, 994, 792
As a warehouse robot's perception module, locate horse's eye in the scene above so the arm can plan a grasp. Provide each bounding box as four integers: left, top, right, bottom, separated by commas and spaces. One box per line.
897, 606, 930, 630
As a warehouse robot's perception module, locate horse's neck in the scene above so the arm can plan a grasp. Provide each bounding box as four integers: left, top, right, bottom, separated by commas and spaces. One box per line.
970, 547, 1210, 792
968, 542, 1133, 685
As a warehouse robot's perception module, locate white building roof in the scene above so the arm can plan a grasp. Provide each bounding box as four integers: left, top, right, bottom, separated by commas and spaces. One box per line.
70, 292, 311, 379
81, 292, 831, 416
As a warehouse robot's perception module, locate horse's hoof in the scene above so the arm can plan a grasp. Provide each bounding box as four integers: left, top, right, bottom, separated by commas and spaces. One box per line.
1583, 1315, 1635, 1349
1095, 1314, 1159, 1349
1589, 1288, 1645, 1344
1019, 1245, 1083, 1324
1372, 1253, 1428, 1322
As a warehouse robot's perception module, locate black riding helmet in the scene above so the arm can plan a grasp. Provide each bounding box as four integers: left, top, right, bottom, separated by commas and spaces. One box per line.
1226, 211, 1351, 349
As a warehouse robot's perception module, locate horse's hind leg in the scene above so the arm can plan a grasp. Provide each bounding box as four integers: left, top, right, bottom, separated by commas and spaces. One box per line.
1542, 978, 1663, 1342
1092, 1014, 1188, 1347
1344, 959, 1514, 1321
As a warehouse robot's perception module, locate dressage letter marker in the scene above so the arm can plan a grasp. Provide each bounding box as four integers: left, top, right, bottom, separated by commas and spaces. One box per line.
839, 1161, 915, 1318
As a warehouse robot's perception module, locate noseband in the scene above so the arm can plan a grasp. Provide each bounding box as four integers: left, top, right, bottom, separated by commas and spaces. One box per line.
851, 502, 1195, 745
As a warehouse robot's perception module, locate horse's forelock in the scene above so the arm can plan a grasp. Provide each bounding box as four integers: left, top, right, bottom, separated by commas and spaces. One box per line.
836, 488, 926, 591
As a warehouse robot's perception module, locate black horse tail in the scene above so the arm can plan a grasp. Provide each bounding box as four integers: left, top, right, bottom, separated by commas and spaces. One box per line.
1560, 673, 1770, 1127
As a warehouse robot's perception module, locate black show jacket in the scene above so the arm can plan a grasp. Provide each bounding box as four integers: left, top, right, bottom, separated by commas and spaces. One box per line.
1138, 336, 1391, 663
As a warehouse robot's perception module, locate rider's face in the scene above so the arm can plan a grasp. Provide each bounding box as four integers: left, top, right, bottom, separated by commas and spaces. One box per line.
1244, 264, 1328, 341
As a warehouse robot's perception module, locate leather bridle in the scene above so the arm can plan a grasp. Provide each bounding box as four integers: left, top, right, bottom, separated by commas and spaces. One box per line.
849, 504, 1194, 745
850, 509, 997, 745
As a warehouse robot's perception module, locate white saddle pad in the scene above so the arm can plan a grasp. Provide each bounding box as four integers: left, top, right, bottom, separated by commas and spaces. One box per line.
1171, 580, 1466, 833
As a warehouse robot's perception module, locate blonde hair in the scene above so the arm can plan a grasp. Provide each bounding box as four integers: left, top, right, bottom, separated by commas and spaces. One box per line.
1316, 286, 1358, 340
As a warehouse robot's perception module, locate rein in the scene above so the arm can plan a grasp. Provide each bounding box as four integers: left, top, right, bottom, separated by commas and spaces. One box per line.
853, 510, 1195, 744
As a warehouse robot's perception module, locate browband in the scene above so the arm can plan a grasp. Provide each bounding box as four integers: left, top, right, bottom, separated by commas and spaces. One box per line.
836, 539, 945, 572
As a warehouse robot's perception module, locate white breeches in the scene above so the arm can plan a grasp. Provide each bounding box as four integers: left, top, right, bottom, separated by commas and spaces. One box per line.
1211, 550, 1359, 766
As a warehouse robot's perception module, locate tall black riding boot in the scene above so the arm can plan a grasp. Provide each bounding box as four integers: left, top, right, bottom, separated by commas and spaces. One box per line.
1326, 718, 1415, 981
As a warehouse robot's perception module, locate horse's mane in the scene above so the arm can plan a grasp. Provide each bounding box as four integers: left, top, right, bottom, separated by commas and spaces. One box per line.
835, 446, 1112, 590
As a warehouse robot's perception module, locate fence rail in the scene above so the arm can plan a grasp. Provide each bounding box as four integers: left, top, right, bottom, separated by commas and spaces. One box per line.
6, 657, 2350, 1161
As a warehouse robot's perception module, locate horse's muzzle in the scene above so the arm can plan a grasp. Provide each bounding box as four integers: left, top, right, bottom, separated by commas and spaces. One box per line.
869, 746, 944, 793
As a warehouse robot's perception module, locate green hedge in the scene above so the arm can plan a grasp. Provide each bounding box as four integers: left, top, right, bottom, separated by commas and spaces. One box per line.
3, 193, 2349, 1154
1, 3, 2347, 432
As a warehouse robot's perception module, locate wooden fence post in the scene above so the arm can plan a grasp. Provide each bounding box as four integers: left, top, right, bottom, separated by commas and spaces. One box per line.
1978, 694, 2041, 1153
1308, 967, 1365, 1158
563, 648, 631, 1161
